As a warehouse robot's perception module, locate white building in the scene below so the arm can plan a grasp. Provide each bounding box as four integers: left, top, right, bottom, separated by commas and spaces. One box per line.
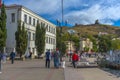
5, 4, 56, 56
79, 38, 93, 51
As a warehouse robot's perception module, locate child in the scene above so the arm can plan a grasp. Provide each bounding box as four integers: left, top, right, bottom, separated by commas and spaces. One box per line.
61, 57, 65, 68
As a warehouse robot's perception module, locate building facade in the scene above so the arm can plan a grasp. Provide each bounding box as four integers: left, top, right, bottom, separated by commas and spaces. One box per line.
79, 38, 93, 52
5, 4, 56, 56
66, 41, 75, 54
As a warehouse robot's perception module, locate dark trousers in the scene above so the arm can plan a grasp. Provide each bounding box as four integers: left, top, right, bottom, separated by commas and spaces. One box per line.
45, 59, 50, 68
11, 58, 14, 64
72, 60, 77, 68
0, 59, 1, 71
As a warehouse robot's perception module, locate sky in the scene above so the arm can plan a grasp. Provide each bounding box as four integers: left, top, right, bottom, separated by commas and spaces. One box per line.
3, 0, 120, 27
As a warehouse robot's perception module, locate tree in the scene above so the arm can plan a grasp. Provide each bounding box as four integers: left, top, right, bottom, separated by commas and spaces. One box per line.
56, 27, 67, 56
0, 3, 7, 52
61, 41, 67, 56
35, 23, 46, 57
98, 35, 112, 53
87, 35, 97, 52
111, 39, 120, 50
71, 35, 79, 50
15, 22, 27, 58
56, 27, 61, 50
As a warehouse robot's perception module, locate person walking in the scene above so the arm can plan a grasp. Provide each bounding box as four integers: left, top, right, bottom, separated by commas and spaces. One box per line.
53, 49, 60, 68
2, 53, 7, 63
45, 50, 51, 68
72, 51, 79, 68
10, 51, 16, 64
0, 51, 2, 74
29, 51, 32, 59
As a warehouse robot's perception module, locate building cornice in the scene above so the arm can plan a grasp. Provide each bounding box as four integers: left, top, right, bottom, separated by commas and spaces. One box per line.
5, 4, 56, 27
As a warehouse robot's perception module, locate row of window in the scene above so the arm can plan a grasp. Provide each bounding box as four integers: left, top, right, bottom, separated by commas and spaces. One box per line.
11, 13, 56, 34
28, 32, 56, 45
46, 37, 56, 45
28, 32, 35, 41
23, 14, 56, 34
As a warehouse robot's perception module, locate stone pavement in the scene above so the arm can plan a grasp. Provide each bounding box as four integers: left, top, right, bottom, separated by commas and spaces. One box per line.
0, 59, 64, 80
64, 58, 120, 80
0, 58, 120, 80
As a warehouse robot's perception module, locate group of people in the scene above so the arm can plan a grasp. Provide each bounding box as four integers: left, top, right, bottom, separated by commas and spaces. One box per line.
45, 49, 61, 68
0, 50, 16, 74
45, 48, 80, 68
0, 51, 16, 64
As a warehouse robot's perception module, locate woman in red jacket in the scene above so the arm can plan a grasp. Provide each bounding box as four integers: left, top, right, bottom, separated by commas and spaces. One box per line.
72, 51, 79, 68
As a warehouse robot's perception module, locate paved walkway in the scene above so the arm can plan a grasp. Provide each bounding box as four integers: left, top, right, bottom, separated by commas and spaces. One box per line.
0, 59, 64, 80
0, 58, 120, 80
64, 58, 120, 80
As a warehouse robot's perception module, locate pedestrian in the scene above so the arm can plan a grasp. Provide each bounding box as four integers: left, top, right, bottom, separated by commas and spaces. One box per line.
61, 57, 65, 68
72, 51, 79, 68
53, 48, 60, 68
10, 51, 16, 64
29, 51, 32, 59
45, 50, 51, 68
0, 51, 2, 74
2, 53, 7, 63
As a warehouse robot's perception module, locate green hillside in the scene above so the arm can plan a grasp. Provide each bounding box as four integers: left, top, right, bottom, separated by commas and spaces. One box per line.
61, 24, 120, 37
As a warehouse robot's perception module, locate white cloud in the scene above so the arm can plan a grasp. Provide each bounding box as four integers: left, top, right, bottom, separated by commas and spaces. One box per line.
65, 2, 120, 25
4, 0, 120, 26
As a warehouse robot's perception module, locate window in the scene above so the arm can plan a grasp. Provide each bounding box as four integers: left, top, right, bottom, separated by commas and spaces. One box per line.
46, 25, 48, 31
32, 48, 35, 54
49, 37, 50, 44
49, 26, 51, 32
46, 37, 48, 43
11, 13, 15, 22
28, 32, 31, 40
24, 14, 27, 23
53, 28, 55, 34
33, 33, 35, 40
37, 20, 39, 24
33, 18, 35, 26
29, 17, 31, 25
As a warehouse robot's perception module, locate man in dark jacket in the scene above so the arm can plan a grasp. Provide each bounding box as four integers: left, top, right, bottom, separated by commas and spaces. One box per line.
45, 50, 51, 68
10, 51, 16, 64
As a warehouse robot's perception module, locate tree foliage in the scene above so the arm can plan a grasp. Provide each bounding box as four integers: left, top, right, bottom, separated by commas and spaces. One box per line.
0, 3, 7, 51
98, 35, 112, 52
15, 22, 27, 58
56, 27, 67, 56
111, 39, 120, 50
35, 23, 46, 56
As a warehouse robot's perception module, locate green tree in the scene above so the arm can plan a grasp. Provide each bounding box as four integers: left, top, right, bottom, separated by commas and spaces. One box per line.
35, 23, 46, 57
88, 35, 97, 52
98, 35, 112, 53
15, 22, 27, 58
56, 27, 67, 56
61, 41, 67, 56
71, 35, 79, 50
0, 3, 7, 51
56, 27, 62, 50
111, 39, 120, 50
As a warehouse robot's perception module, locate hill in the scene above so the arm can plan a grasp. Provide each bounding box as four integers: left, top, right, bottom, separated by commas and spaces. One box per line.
61, 24, 120, 37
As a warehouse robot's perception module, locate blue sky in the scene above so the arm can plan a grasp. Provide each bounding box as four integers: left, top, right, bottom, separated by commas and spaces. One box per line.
4, 0, 120, 27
